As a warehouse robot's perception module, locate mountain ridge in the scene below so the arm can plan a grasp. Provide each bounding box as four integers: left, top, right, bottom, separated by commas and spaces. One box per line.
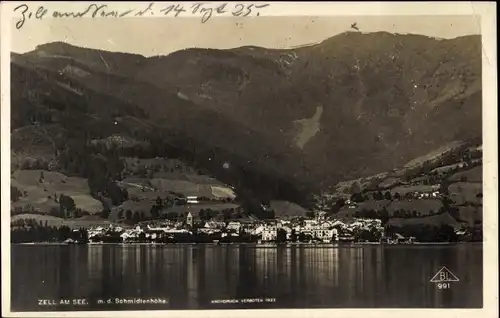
11, 31, 482, 205
25, 31, 479, 57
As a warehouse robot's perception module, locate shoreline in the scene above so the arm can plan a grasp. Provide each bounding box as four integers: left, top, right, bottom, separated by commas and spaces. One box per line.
12, 241, 479, 246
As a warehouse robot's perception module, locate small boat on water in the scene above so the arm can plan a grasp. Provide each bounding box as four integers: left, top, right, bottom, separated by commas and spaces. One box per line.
63, 238, 76, 245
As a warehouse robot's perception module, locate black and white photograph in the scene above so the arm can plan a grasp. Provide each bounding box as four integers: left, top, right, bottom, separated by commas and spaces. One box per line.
1, 2, 497, 317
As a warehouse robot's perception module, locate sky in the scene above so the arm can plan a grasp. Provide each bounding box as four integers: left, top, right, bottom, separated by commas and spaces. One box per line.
11, 15, 480, 57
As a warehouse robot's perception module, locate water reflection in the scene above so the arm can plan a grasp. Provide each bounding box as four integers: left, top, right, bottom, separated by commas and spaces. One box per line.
11, 244, 482, 311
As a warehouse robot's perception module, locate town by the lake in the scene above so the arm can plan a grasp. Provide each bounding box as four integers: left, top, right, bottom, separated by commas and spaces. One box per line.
12, 195, 480, 245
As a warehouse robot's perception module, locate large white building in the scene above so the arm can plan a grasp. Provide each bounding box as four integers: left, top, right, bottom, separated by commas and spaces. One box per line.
186, 196, 199, 204
261, 225, 277, 241
226, 221, 241, 232
312, 228, 338, 242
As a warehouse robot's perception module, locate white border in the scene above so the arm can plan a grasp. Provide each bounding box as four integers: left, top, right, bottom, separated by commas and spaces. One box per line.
1, 2, 498, 318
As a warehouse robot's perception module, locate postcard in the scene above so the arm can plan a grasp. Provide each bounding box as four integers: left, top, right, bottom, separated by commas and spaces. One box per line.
1, 2, 497, 318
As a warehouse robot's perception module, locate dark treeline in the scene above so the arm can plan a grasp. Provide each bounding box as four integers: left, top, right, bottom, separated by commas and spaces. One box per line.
353, 228, 383, 242
347, 191, 432, 204
11, 218, 89, 243
386, 222, 482, 243
376, 219, 480, 242
353, 206, 461, 223
386, 223, 458, 242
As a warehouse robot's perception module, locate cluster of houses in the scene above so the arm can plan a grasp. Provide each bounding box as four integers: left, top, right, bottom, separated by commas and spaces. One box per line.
409, 190, 441, 200
344, 199, 359, 209
86, 212, 397, 244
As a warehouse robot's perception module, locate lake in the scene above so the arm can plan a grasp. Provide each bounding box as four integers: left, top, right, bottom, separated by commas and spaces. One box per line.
10, 243, 482, 311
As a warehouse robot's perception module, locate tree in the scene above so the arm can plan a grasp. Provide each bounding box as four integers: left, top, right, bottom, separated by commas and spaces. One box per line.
199, 209, 206, 221
101, 204, 111, 219
276, 229, 287, 243
230, 208, 240, 219
448, 207, 461, 221
150, 205, 160, 219
350, 192, 364, 203
59, 194, 76, 218
139, 232, 146, 242
441, 196, 453, 209
106, 182, 127, 206
298, 232, 307, 242
209, 209, 219, 219
329, 198, 345, 214
384, 191, 392, 200
336, 198, 346, 207
156, 196, 163, 207
79, 228, 89, 243
125, 210, 133, 220
379, 207, 390, 225
74, 208, 84, 218
439, 181, 450, 195
49, 206, 64, 218
367, 209, 377, 219
11, 186, 22, 202
437, 224, 458, 242
133, 211, 141, 223
350, 181, 362, 194
357, 228, 381, 242
166, 211, 178, 221
267, 209, 276, 219
57, 225, 71, 241
222, 209, 231, 221
374, 191, 384, 201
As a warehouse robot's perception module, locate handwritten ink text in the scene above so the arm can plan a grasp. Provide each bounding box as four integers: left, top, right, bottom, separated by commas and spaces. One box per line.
13, 2, 271, 29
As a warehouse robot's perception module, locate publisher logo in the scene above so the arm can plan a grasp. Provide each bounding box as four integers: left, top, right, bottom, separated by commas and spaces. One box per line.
430, 266, 459, 289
